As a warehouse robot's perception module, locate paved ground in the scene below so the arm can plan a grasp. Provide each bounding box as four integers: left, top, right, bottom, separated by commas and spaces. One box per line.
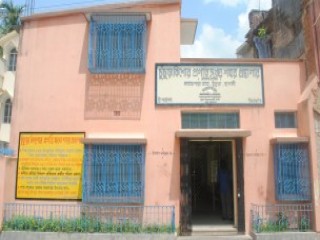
3, 232, 320, 240
0, 232, 253, 240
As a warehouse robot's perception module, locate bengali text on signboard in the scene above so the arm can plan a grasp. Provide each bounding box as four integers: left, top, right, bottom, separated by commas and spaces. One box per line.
156, 64, 264, 105
16, 133, 85, 200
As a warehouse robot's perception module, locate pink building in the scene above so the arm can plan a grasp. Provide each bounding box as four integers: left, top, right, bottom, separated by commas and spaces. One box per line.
1, 0, 319, 237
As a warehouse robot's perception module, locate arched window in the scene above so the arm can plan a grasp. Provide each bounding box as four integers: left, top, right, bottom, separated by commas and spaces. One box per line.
3, 99, 12, 123
8, 48, 17, 71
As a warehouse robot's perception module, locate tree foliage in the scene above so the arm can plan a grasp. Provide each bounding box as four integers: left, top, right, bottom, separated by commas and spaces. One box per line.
0, 1, 24, 35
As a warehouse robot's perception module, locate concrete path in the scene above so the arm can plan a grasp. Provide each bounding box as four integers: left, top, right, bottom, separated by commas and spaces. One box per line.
0, 232, 253, 240
0, 232, 176, 240
178, 235, 252, 240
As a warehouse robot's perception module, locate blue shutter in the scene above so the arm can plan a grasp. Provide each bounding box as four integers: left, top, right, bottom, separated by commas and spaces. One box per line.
83, 144, 145, 203
88, 15, 146, 73
274, 143, 311, 201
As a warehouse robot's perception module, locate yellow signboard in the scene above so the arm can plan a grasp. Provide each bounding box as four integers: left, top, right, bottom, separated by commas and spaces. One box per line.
16, 133, 85, 200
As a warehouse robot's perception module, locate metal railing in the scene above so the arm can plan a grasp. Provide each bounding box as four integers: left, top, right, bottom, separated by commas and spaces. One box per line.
3, 203, 175, 234
251, 203, 313, 233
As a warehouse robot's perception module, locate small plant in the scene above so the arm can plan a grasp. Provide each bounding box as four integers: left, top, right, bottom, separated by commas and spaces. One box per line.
2, 215, 174, 234
299, 215, 310, 232
253, 216, 263, 233
257, 26, 267, 38
275, 212, 289, 231
255, 212, 289, 233
259, 221, 281, 232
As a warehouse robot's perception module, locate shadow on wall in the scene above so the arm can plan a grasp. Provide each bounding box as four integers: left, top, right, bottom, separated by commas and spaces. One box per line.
169, 138, 180, 202
266, 144, 276, 203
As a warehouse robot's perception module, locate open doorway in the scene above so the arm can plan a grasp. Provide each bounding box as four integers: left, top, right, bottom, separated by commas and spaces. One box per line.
189, 140, 235, 226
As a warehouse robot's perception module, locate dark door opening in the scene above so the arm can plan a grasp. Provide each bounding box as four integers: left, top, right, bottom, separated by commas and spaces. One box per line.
189, 140, 234, 226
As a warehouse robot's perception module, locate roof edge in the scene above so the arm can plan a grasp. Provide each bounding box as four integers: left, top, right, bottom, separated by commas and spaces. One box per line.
22, 0, 180, 21
180, 58, 304, 63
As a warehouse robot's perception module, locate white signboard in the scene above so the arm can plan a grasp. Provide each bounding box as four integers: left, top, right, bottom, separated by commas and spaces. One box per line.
156, 64, 264, 105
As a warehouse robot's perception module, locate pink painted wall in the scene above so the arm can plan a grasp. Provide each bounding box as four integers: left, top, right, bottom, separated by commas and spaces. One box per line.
0, 156, 19, 228
8, 2, 313, 234
0, 157, 6, 228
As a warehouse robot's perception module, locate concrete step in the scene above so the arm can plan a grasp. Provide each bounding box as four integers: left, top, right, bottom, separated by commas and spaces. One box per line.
191, 227, 238, 236
178, 235, 252, 240
191, 224, 238, 236
191, 232, 238, 237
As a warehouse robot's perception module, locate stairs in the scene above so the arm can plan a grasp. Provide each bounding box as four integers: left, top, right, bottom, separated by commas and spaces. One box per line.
177, 225, 252, 239
191, 224, 238, 236
178, 235, 252, 240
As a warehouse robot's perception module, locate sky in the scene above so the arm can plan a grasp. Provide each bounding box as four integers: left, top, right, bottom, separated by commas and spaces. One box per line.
12, 0, 272, 58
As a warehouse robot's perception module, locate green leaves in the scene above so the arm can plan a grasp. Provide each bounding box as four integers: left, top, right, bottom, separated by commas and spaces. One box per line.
257, 26, 267, 38
0, 1, 24, 35
3, 216, 175, 233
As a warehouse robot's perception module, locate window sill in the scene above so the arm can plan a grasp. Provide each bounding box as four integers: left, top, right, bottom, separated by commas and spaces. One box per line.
175, 129, 251, 138
270, 137, 309, 144
82, 133, 147, 144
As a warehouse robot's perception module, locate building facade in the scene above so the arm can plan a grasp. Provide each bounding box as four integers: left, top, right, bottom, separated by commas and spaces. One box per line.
0, 0, 319, 237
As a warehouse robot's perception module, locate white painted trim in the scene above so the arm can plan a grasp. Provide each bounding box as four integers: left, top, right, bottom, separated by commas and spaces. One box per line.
82, 133, 147, 144
85, 12, 152, 21
270, 137, 309, 144
180, 18, 197, 45
175, 129, 251, 138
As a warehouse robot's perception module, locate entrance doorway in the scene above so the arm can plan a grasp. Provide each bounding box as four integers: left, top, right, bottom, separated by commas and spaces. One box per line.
189, 140, 235, 226
180, 138, 245, 235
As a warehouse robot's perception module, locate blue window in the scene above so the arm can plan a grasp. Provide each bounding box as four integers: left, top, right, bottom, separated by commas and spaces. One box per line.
83, 144, 145, 203
275, 112, 297, 128
88, 15, 147, 73
182, 112, 239, 129
274, 143, 311, 201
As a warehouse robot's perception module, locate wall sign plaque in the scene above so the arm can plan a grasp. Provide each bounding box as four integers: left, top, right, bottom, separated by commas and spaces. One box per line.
156, 64, 264, 105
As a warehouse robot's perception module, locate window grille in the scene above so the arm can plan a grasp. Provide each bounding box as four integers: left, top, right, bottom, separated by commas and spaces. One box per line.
88, 15, 146, 73
8, 48, 17, 71
83, 144, 145, 203
275, 112, 297, 128
3, 99, 12, 123
274, 143, 311, 201
182, 112, 239, 129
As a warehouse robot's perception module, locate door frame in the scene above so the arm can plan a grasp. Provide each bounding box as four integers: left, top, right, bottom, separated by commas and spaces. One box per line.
179, 138, 245, 234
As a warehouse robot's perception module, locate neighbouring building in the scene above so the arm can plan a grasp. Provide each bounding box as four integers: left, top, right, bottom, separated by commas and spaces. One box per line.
0, 31, 18, 149
237, 0, 303, 59
1, 0, 320, 237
